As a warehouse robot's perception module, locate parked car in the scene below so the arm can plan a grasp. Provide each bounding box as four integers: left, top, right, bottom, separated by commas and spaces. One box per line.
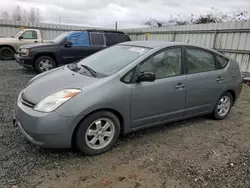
13, 41, 242, 155
0, 29, 48, 60
14, 29, 131, 73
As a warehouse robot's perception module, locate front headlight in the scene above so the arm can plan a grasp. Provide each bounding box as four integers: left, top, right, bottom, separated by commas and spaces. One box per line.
20, 48, 29, 56
34, 89, 81, 112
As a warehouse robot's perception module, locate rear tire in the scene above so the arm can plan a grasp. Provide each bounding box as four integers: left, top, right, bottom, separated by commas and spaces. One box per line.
76, 111, 121, 156
0, 47, 14, 60
212, 92, 233, 120
34, 56, 56, 73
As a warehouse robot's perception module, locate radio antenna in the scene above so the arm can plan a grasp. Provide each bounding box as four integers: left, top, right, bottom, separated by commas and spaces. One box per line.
186, 33, 194, 43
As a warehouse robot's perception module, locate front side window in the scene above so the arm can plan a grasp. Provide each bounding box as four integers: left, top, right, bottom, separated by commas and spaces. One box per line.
69, 45, 150, 76
66, 31, 90, 47
14, 30, 25, 38
122, 71, 134, 83
51, 32, 70, 43
21, 31, 37, 39
90, 33, 105, 47
139, 48, 182, 79
186, 48, 216, 74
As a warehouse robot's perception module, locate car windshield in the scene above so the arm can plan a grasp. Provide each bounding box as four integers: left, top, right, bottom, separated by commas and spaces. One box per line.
51, 32, 71, 43
69, 45, 150, 77
13, 30, 25, 38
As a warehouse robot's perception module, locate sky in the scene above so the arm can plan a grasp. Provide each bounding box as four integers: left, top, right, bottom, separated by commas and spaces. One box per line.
0, 0, 249, 29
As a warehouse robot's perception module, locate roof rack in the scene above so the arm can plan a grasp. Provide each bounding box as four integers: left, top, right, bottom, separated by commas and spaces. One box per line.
72, 29, 125, 34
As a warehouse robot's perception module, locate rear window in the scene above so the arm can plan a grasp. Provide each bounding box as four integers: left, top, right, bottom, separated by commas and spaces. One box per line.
90, 32, 106, 47
216, 55, 229, 68
106, 33, 130, 46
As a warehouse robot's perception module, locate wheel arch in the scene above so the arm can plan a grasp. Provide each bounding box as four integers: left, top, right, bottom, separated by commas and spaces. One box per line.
71, 108, 124, 149
0, 45, 16, 53
226, 89, 236, 104
33, 53, 57, 68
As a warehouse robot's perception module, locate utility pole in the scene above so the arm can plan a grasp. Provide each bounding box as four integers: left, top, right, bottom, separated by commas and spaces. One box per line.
115, 21, 117, 31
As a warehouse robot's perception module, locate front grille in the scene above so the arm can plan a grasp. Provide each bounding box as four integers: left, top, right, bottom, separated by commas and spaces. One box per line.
21, 98, 35, 108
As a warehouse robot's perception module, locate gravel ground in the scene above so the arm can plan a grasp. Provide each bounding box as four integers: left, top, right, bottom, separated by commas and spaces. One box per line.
1, 61, 250, 188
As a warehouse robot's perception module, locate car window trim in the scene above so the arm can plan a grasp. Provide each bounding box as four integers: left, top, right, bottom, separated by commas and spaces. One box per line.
183, 46, 220, 75
120, 68, 137, 84
104, 33, 110, 46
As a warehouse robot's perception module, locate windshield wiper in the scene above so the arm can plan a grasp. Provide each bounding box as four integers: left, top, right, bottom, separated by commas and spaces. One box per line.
81, 65, 96, 77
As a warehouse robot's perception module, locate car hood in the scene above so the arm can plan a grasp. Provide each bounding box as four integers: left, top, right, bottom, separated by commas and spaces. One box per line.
22, 66, 99, 104
20, 42, 57, 49
0, 37, 16, 43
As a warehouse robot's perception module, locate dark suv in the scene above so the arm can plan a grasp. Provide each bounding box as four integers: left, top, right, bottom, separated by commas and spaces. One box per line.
14, 29, 131, 73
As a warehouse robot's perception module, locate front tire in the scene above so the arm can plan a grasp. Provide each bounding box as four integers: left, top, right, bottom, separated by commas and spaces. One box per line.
34, 56, 56, 73
76, 111, 121, 156
0, 47, 14, 60
212, 92, 233, 120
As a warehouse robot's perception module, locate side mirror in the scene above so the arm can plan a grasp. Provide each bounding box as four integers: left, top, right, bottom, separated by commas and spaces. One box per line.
18, 36, 23, 40
136, 72, 155, 82
65, 40, 73, 48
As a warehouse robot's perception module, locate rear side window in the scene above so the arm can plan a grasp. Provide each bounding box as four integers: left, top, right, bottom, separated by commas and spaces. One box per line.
90, 32, 106, 47
21, 31, 37, 39
186, 48, 216, 74
106, 33, 130, 46
216, 55, 229, 68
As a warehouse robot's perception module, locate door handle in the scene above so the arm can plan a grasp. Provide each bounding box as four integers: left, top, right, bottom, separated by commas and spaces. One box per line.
216, 76, 224, 82
34, 41, 38, 43
175, 83, 185, 89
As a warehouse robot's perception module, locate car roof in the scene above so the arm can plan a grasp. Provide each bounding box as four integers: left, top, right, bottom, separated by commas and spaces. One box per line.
120, 40, 182, 48
120, 40, 224, 56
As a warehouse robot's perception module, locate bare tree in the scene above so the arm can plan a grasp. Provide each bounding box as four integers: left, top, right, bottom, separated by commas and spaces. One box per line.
143, 8, 250, 27
7, 4, 41, 23
12, 5, 22, 21
21, 9, 27, 22
36, 8, 40, 23
143, 19, 168, 27
27, 7, 40, 23
2, 11, 9, 20
28, 7, 36, 23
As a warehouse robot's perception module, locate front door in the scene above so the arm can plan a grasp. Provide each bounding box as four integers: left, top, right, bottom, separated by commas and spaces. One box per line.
60, 31, 106, 64
19, 30, 38, 46
184, 47, 225, 116
131, 47, 187, 128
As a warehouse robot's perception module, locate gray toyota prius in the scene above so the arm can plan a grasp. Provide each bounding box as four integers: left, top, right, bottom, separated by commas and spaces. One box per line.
13, 41, 243, 155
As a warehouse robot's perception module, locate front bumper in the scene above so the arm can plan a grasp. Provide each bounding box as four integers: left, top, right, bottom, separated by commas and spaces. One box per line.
14, 54, 33, 68
13, 92, 83, 148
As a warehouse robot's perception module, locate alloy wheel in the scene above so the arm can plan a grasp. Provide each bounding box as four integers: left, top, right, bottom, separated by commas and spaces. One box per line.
85, 118, 115, 150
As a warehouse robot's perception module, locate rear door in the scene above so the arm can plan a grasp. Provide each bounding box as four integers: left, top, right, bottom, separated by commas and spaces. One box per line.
106, 33, 130, 46
89, 32, 107, 53
184, 47, 226, 116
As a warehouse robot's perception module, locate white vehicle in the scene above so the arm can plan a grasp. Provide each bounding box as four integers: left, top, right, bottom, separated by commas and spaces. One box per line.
0, 29, 49, 60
